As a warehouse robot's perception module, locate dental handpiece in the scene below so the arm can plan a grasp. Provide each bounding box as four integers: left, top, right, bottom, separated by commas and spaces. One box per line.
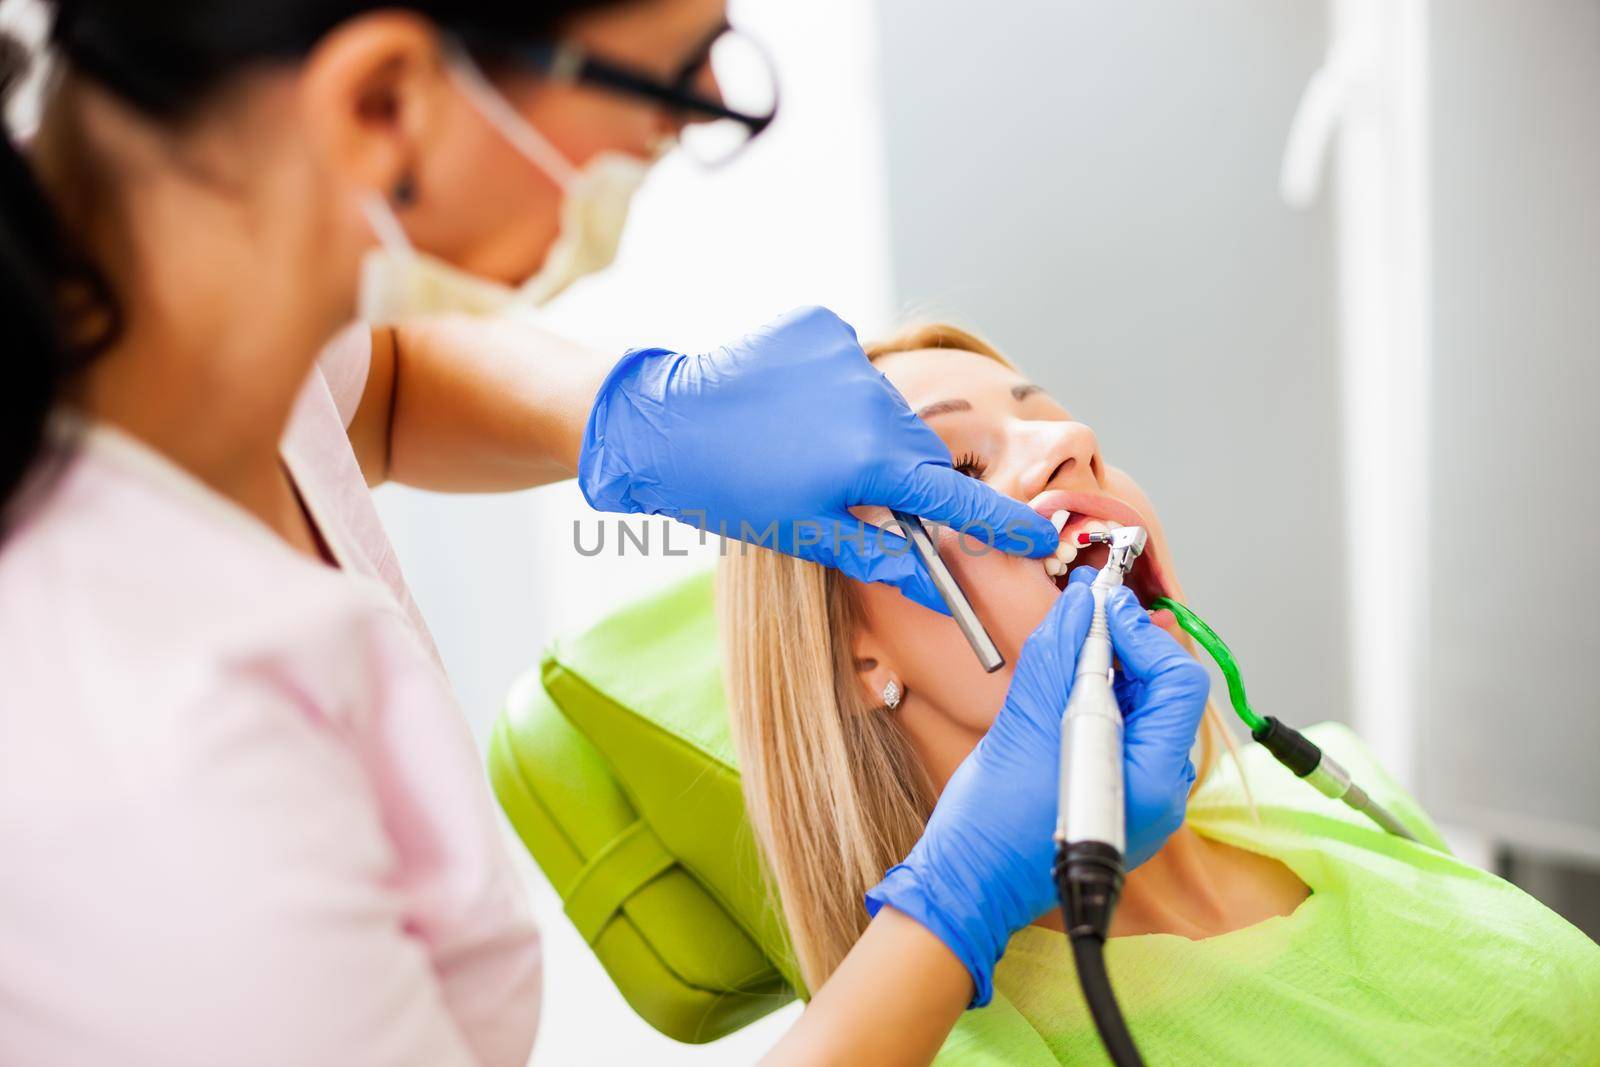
890, 510, 1005, 673
1056, 526, 1147, 862
1056, 525, 1150, 1067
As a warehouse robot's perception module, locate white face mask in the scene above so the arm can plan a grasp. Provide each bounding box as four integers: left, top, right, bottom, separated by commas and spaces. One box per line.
358, 49, 665, 324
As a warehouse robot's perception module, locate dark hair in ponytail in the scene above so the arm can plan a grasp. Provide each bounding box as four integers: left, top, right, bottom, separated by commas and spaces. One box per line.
0, 0, 622, 531
0, 32, 113, 528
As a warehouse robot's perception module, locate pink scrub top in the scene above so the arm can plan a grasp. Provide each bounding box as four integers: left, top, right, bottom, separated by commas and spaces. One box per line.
0, 326, 541, 1067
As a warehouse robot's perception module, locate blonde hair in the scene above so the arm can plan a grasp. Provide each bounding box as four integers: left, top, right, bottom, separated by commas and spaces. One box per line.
720, 323, 1233, 992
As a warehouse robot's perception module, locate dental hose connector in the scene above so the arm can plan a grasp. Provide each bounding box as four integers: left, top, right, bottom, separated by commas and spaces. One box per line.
1055, 840, 1124, 941
1250, 717, 1420, 842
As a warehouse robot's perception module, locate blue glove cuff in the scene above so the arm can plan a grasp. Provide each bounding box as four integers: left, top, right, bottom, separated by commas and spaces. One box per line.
577, 345, 677, 516
865, 864, 1002, 1008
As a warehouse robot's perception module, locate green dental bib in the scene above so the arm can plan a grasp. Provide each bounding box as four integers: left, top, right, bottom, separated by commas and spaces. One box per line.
939, 724, 1600, 1065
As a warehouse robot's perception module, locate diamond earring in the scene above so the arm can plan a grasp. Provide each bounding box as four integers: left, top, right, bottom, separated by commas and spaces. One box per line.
881, 679, 902, 710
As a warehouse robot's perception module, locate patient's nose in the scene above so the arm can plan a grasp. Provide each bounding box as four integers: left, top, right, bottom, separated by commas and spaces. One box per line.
1026, 421, 1105, 495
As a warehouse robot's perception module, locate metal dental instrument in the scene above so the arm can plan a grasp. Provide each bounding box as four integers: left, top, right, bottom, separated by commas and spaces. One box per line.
890, 510, 1005, 673
1056, 525, 1149, 1067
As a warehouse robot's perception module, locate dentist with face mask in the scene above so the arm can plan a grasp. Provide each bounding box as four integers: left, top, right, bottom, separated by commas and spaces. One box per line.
0, 3, 1212, 1065
357, 45, 662, 321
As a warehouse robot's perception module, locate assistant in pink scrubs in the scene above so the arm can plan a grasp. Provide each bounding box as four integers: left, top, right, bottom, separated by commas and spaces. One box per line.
1, 332, 536, 1066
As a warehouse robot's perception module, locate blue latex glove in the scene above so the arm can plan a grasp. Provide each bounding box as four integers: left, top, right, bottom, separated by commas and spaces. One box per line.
578, 305, 1057, 611
865, 567, 1209, 1005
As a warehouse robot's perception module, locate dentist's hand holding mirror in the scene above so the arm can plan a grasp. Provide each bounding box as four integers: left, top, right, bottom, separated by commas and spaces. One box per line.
578, 305, 1061, 612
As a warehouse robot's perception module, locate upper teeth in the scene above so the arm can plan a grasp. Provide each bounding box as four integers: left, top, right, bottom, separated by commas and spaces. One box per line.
1046, 515, 1125, 578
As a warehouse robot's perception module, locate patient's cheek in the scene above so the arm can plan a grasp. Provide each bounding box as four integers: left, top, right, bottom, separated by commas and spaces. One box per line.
853, 527, 1059, 737
855, 567, 1009, 737
935, 527, 1059, 666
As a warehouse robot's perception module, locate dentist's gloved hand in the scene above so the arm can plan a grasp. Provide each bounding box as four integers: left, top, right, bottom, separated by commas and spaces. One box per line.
865, 567, 1209, 1006
1109, 588, 1208, 866
578, 306, 1057, 612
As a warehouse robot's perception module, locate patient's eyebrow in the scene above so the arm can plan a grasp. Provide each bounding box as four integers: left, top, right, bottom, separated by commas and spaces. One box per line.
916, 399, 972, 420
1012, 383, 1046, 402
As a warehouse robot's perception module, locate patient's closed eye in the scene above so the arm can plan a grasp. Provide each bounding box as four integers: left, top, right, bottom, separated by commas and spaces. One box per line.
953, 452, 988, 479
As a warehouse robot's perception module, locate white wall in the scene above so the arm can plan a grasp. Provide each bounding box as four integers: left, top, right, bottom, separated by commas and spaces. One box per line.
1422, 0, 1600, 868
871, 0, 1346, 733
375, 1, 891, 1060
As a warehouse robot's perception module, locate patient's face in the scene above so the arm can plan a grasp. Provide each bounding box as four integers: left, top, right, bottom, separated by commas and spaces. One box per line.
852, 347, 1186, 788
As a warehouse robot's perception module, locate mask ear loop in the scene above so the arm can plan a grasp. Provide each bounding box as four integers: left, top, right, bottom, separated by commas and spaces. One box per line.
356, 188, 421, 325
442, 40, 581, 192
360, 189, 415, 256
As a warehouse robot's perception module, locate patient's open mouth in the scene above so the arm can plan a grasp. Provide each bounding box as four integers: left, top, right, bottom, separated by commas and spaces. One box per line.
1027, 490, 1175, 612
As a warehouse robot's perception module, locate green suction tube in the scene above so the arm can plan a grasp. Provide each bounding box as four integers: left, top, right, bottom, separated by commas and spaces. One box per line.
1149, 595, 1422, 843
1148, 596, 1265, 733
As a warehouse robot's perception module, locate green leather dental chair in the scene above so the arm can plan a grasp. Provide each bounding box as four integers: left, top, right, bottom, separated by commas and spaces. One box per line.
487, 571, 804, 1044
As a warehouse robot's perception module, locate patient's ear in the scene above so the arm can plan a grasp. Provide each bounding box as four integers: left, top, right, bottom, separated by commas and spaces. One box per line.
850, 628, 903, 713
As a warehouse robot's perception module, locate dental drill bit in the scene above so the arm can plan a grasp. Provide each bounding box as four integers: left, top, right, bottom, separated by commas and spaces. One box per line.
890, 510, 1005, 673
1077, 526, 1150, 577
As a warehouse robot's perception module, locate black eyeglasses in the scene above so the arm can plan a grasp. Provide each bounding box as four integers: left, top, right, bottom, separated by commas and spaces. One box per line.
497, 24, 779, 168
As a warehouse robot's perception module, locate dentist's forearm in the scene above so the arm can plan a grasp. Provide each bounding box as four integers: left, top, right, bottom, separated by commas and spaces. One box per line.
348, 316, 609, 491
762, 907, 970, 1067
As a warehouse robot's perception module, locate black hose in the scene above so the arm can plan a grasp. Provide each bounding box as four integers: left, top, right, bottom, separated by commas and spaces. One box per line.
1069, 934, 1145, 1067
1057, 841, 1146, 1067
